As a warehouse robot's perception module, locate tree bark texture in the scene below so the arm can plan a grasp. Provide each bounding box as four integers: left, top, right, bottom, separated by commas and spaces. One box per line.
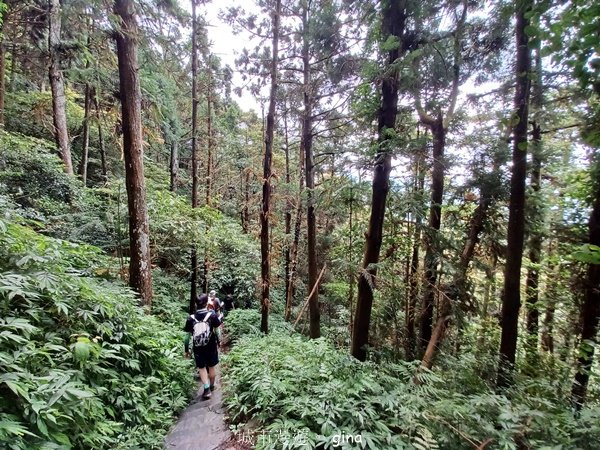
169, 139, 179, 192
351, 0, 406, 361
190, 0, 200, 313
302, 3, 320, 339
405, 150, 425, 360
497, 0, 532, 388
260, 0, 281, 334
205, 66, 213, 207
48, 0, 73, 175
419, 119, 445, 353
0, 21, 5, 127
283, 108, 293, 318
571, 163, 600, 410
79, 84, 91, 185
285, 159, 304, 322
114, 0, 153, 306
541, 293, 555, 353
525, 45, 544, 341
419, 193, 490, 370
93, 92, 107, 179
242, 170, 250, 233
525, 135, 542, 338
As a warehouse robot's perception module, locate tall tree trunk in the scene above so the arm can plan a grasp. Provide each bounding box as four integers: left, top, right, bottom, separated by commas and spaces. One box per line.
78, 84, 91, 185
190, 0, 199, 313
414, 2, 465, 357
48, 0, 73, 175
419, 118, 445, 352
351, 0, 406, 361
205, 63, 213, 207
93, 91, 108, 179
541, 240, 558, 354
420, 193, 490, 369
406, 149, 425, 360
9, 40, 16, 93
525, 136, 542, 337
497, 0, 532, 388
348, 182, 355, 334
456, 195, 491, 295
261, 0, 281, 334
571, 152, 600, 410
0, 21, 5, 127
242, 169, 250, 233
285, 147, 305, 322
301, 4, 320, 339
478, 254, 498, 348
202, 61, 213, 294
283, 106, 292, 312
525, 45, 544, 342
169, 139, 178, 191
114, 0, 153, 306
541, 283, 556, 353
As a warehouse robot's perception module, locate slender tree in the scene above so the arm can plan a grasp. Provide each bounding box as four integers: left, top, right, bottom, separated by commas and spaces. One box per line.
93, 91, 107, 179
414, 0, 467, 354
351, 0, 407, 361
261, 0, 281, 334
114, 0, 153, 306
525, 45, 544, 343
190, 0, 199, 313
497, 0, 532, 388
405, 143, 425, 360
205, 57, 213, 206
571, 162, 600, 409
0, 7, 6, 127
48, 0, 73, 175
78, 84, 91, 185
301, 2, 320, 339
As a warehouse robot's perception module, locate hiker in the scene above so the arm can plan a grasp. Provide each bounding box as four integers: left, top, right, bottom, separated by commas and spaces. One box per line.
208, 289, 224, 345
207, 290, 222, 316
223, 294, 235, 316
183, 293, 222, 399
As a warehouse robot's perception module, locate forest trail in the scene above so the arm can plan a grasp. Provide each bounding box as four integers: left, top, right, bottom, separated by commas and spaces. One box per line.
164, 369, 234, 450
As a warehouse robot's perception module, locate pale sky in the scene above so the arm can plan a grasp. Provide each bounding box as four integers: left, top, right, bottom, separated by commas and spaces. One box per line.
198, 0, 262, 112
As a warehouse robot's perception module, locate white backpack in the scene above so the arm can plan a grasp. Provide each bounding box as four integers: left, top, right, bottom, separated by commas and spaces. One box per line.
191, 313, 212, 348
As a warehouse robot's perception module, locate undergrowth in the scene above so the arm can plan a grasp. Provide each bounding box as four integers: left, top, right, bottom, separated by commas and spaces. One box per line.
222, 310, 600, 450
0, 214, 194, 449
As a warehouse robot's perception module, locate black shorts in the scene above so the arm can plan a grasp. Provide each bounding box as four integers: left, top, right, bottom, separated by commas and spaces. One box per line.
193, 344, 219, 369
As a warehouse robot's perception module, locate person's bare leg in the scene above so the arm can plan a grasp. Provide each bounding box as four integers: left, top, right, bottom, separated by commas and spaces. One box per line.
208, 365, 217, 388
198, 367, 209, 386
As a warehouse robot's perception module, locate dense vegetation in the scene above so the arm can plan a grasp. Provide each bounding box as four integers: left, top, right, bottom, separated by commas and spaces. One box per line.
0, 0, 599, 449
0, 210, 194, 449
224, 310, 600, 450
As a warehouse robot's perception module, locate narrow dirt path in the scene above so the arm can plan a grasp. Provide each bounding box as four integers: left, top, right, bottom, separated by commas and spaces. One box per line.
163, 370, 233, 450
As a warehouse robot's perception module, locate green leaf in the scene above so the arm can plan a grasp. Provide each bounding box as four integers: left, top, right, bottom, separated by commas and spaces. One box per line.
0, 418, 38, 438
73, 339, 91, 362
50, 431, 71, 446
524, 24, 539, 37
66, 387, 94, 399
36, 416, 49, 438
572, 244, 600, 264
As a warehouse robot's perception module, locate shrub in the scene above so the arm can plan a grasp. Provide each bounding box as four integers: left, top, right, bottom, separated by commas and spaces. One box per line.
0, 131, 80, 218
222, 314, 600, 450
223, 309, 292, 345
0, 218, 194, 449
4, 91, 84, 143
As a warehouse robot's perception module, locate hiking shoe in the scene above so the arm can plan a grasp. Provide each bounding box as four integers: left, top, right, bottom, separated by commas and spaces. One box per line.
202, 387, 212, 399
210, 384, 216, 392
